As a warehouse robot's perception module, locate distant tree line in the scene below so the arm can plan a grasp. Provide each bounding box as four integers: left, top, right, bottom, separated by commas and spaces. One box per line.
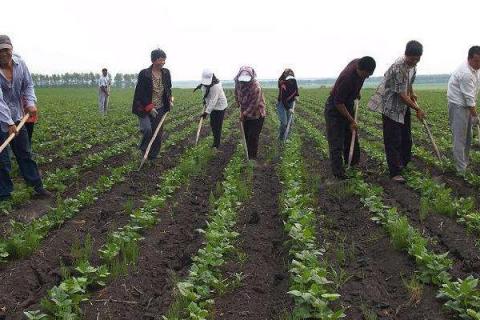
31, 73, 451, 88
31, 73, 139, 88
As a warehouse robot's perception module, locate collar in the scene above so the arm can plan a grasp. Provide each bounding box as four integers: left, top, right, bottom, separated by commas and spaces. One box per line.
12, 53, 20, 66
466, 60, 478, 75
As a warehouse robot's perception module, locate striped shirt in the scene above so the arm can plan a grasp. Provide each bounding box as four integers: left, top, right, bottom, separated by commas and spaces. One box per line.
0, 53, 37, 131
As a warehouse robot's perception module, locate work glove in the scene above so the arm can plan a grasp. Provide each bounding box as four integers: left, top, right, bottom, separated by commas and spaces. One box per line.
201, 112, 208, 119
150, 108, 159, 118
289, 108, 295, 114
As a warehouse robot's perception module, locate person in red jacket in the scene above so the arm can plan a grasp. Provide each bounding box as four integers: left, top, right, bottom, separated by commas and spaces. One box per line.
131, 49, 173, 160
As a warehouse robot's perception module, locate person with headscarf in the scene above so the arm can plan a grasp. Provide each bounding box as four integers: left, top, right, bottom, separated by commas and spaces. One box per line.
234, 66, 266, 160
194, 69, 228, 149
132, 48, 173, 160
277, 68, 299, 140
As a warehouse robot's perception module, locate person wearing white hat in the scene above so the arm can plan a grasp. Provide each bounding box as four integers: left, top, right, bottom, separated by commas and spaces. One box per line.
234, 66, 266, 160
277, 68, 299, 140
194, 69, 228, 148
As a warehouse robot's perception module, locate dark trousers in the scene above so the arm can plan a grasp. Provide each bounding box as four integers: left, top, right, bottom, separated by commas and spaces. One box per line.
25, 122, 34, 144
383, 110, 412, 177
243, 117, 264, 159
210, 110, 225, 148
139, 108, 167, 159
324, 107, 360, 178
0, 125, 43, 197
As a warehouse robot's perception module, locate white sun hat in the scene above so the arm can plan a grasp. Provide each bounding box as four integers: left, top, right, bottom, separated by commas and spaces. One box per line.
201, 69, 214, 85
238, 71, 252, 82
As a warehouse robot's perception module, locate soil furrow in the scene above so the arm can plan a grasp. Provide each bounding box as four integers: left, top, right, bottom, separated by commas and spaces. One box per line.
81, 137, 237, 320
300, 133, 451, 320
0, 131, 210, 320
213, 125, 293, 320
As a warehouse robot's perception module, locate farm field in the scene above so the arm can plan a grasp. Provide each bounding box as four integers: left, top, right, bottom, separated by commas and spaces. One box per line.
1, 87, 480, 320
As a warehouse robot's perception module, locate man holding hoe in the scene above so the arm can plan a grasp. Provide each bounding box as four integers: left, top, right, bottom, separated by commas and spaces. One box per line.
324, 56, 376, 180
0, 35, 51, 201
369, 40, 426, 183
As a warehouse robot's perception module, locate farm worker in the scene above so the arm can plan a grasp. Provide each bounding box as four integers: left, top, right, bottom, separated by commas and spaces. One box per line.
234, 66, 266, 160
277, 68, 299, 140
324, 56, 376, 180
132, 49, 173, 160
447, 46, 480, 174
0, 35, 51, 201
368, 40, 425, 183
195, 69, 228, 149
98, 68, 110, 115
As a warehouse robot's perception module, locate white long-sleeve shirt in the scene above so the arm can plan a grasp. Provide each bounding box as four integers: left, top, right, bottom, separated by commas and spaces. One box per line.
201, 83, 228, 114
447, 61, 480, 108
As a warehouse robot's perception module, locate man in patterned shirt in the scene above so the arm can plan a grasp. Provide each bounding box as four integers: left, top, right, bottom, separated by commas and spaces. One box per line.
368, 40, 426, 183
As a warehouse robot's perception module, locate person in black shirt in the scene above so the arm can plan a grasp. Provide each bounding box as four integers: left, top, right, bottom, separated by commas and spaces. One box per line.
324, 56, 376, 179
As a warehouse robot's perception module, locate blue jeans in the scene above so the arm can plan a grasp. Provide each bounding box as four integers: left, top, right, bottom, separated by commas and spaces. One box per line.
0, 125, 43, 197
276, 101, 294, 140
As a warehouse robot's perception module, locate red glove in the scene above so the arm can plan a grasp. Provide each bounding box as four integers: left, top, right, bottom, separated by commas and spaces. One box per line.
144, 103, 154, 113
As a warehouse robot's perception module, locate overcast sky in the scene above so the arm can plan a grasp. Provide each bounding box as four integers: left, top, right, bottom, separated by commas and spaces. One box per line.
2, 0, 479, 80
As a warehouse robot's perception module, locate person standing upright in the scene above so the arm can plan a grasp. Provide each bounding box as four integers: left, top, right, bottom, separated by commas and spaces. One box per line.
234, 66, 266, 161
98, 68, 110, 115
447, 46, 480, 174
132, 49, 173, 160
277, 68, 299, 140
195, 69, 228, 149
324, 56, 376, 179
369, 40, 426, 183
0, 35, 51, 200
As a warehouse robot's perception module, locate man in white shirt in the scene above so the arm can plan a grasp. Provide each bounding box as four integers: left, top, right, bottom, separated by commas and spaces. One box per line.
98, 68, 110, 115
447, 46, 480, 173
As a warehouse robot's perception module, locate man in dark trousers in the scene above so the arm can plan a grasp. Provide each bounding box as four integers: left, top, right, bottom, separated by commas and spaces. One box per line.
324, 56, 376, 179
0, 35, 51, 200
368, 41, 425, 182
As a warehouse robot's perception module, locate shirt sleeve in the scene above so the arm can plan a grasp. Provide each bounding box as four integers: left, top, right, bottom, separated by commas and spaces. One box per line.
0, 90, 14, 126
21, 60, 37, 108
459, 72, 477, 107
205, 85, 220, 114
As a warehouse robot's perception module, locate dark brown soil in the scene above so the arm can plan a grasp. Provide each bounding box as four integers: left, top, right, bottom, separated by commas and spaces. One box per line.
0, 130, 211, 320
81, 137, 237, 320
213, 125, 293, 319
300, 135, 451, 320
360, 155, 480, 280
0, 115, 198, 235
